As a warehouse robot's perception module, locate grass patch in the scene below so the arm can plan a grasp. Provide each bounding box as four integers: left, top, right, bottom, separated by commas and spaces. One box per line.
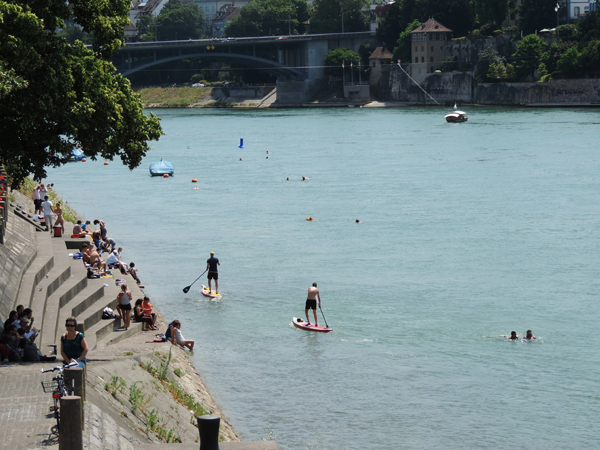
105, 376, 126, 397
136, 86, 210, 107
17, 177, 78, 223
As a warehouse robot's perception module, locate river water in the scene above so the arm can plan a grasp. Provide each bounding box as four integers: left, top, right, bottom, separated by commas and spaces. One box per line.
45, 107, 600, 449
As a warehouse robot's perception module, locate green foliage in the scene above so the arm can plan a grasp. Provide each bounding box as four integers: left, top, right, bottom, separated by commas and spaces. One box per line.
173, 368, 184, 377
376, 2, 412, 47
323, 48, 360, 77
556, 46, 581, 77
226, 0, 309, 37
310, 0, 369, 34
415, 0, 474, 38
476, 46, 505, 81
57, 25, 94, 45
105, 376, 127, 397
512, 34, 548, 80
556, 24, 578, 42
474, 0, 508, 28
518, 0, 560, 36
392, 19, 421, 63
440, 56, 458, 72
156, 0, 205, 40
0, 0, 163, 188
129, 381, 146, 413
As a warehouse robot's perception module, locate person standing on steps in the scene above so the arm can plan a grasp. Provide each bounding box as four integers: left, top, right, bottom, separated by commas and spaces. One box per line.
41, 195, 53, 232
116, 283, 132, 330
305, 282, 321, 326
206, 251, 220, 294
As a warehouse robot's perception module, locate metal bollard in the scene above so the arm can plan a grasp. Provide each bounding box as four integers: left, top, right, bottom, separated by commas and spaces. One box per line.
59, 396, 83, 450
64, 367, 85, 429
197, 415, 220, 450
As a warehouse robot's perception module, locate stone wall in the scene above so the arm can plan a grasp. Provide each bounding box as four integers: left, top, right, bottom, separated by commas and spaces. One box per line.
0, 200, 37, 322
389, 66, 600, 106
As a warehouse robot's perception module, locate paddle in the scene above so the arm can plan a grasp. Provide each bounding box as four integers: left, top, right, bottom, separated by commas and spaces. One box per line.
182, 269, 208, 293
319, 306, 330, 328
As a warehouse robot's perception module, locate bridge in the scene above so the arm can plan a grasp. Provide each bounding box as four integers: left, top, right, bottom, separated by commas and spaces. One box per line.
113, 32, 377, 103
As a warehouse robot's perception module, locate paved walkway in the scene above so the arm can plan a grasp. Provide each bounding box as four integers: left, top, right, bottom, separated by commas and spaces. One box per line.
0, 363, 58, 449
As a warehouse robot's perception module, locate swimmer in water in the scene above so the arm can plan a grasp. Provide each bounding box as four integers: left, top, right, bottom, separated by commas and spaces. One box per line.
286, 177, 289, 181
302, 176, 309, 181
524, 330, 536, 340
239, 158, 243, 161
355, 219, 360, 223
508, 331, 518, 340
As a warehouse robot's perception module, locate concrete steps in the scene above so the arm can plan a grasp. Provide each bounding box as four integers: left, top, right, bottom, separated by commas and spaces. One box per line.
16, 224, 147, 356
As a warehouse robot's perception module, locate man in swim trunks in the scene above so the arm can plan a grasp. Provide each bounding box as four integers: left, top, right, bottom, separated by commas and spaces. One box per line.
206, 251, 220, 294
305, 282, 321, 326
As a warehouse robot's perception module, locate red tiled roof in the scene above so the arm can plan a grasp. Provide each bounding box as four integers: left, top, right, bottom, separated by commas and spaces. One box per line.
368, 47, 393, 60
410, 18, 452, 33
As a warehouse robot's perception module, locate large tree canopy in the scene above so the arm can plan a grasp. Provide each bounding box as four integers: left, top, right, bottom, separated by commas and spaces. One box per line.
226, 0, 309, 37
473, 0, 509, 27
518, 0, 559, 35
156, 0, 205, 40
310, 0, 369, 34
0, 0, 163, 186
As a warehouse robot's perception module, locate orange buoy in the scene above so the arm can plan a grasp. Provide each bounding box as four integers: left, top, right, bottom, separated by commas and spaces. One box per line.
163, 174, 169, 178
192, 178, 197, 183
104, 162, 108, 165
306, 217, 314, 221
81, 158, 86, 162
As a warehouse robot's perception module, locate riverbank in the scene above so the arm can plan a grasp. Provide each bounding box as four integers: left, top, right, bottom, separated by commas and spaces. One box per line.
0, 188, 272, 448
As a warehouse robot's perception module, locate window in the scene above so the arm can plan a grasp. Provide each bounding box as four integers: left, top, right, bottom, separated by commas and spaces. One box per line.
421, 46, 424, 52
431, 46, 434, 51
415, 46, 418, 52
372, 62, 376, 67
574, 6, 580, 16
415, 57, 418, 63
431, 67, 434, 72
421, 57, 424, 62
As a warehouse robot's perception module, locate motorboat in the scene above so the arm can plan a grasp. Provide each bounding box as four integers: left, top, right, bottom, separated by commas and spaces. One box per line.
149, 159, 174, 176
445, 110, 468, 123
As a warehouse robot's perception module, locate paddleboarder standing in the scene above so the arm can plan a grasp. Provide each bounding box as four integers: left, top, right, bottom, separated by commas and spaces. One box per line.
206, 251, 220, 294
305, 282, 321, 326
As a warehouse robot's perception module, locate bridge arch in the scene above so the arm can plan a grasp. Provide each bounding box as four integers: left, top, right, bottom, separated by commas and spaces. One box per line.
120, 52, 305, 80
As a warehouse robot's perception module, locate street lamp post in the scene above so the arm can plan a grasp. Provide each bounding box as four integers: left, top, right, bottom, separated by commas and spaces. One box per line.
555, 2, 560, 40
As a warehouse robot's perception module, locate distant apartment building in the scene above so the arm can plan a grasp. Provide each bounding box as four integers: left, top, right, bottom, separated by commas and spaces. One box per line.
410, 19, 452, 83
211, 4, 241, 36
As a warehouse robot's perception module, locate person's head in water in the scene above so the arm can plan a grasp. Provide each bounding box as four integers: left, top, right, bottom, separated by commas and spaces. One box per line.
526, 330, 534, 339
509, 331, 518, 339
312, 282, 317, 287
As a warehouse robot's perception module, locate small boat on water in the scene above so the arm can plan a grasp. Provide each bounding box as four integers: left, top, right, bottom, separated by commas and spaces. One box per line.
68, 147, 86, 161
445, 110, 469, 123
149, 159, 174, 176
445, 103, 468, 123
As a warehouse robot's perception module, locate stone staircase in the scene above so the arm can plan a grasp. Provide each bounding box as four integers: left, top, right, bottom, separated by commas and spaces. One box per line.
14, 223, 146, 357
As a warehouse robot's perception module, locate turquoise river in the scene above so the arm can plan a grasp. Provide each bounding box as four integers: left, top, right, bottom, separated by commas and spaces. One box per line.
46, 107, 600, 449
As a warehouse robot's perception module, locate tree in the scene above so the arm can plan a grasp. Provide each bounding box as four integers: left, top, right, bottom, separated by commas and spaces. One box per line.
474, 0, 509, 27
556, 46, 581, 77
413, 0, 474, 38
0, 0, 163, 186
392, 19, 421, 63
226, 0, 309, 37
156, 0, 205, 40
310, 0, 369, 34
323, 48, 360, 78
518, 0, 559, 36
512, 34, 547, 80
475, 46, 505, 81
376, 0, 417, 47
57, 25, 93, 45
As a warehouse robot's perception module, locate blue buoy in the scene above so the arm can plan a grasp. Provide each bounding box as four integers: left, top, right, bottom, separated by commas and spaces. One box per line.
238, 138, 245, 148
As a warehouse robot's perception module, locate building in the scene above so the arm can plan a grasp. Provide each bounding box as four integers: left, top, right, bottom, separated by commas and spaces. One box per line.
211, 4, 241, 37
410, 18, 452, 84
368, 46, 393, 86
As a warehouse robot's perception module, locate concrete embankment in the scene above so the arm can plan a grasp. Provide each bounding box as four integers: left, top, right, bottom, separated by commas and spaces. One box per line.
0, 189, 278, 450
388, 67, 600, 106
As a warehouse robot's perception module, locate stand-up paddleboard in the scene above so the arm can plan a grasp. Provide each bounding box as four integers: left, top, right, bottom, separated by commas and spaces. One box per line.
201, 285, 222, 298
292, 317, 332, 333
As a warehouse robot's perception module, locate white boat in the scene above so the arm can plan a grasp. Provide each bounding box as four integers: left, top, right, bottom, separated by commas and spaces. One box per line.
445, 110, 468, 123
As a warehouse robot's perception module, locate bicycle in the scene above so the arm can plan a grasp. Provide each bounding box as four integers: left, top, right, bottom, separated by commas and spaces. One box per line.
41, 361, 78, 430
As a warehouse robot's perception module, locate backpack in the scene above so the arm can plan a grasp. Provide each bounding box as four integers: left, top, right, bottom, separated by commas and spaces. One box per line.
155, 333, 167, 342
102, 307, 116, 319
